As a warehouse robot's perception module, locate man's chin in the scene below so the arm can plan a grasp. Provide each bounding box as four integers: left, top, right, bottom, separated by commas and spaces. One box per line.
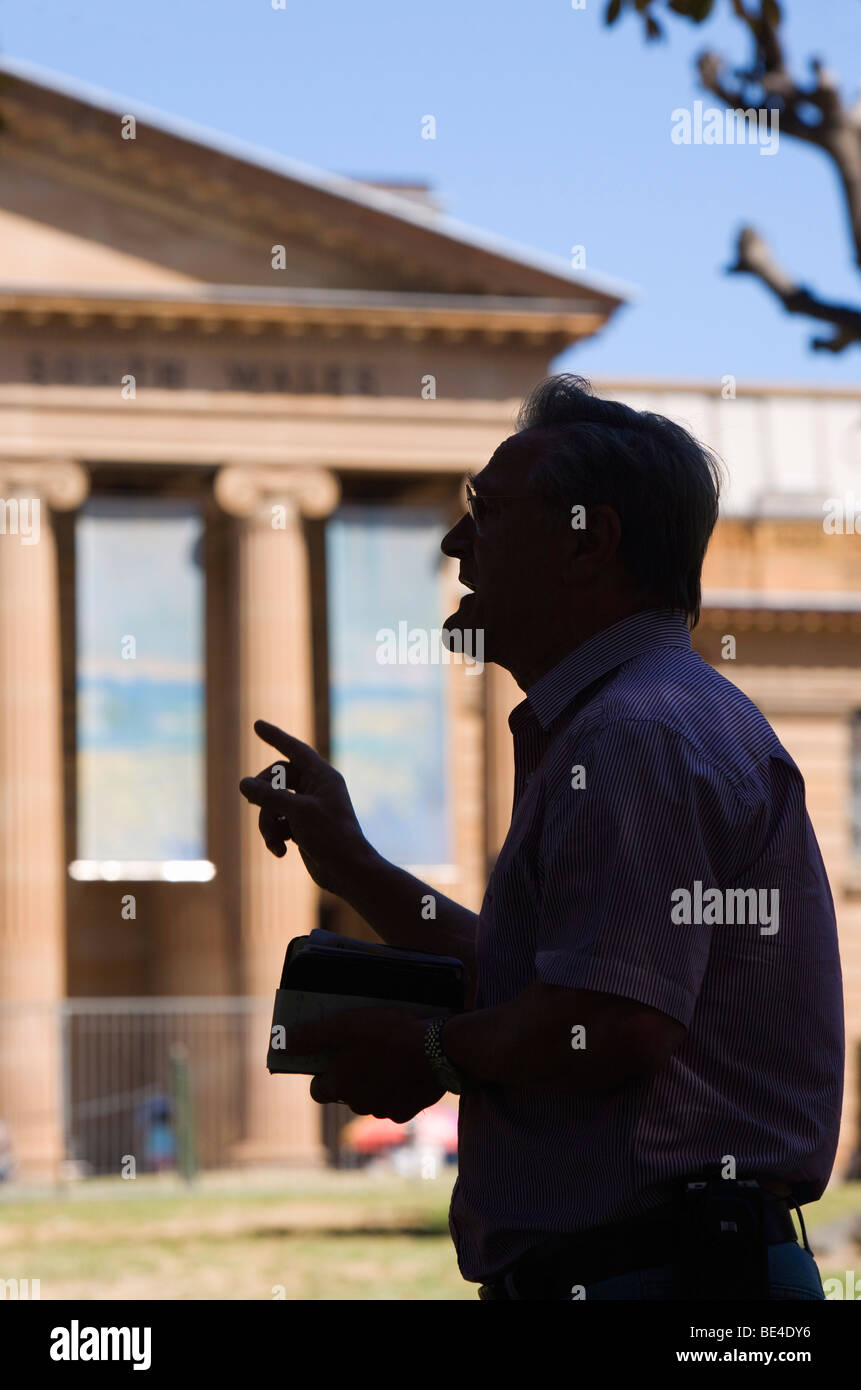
442, 599, 491, 665
442, 594, 476, 640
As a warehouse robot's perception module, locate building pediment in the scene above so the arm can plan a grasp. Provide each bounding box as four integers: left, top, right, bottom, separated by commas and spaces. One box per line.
0, 56, 630, 312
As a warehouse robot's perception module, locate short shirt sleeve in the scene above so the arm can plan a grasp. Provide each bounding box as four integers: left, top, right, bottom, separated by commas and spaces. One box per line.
535, 718, 746, 1027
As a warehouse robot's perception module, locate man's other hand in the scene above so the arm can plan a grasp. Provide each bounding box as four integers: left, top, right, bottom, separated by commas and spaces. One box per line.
284, 1009, 446, 1122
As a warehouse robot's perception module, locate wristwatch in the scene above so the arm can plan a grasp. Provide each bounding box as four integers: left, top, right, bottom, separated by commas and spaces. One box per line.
423, 1017, 479, 1095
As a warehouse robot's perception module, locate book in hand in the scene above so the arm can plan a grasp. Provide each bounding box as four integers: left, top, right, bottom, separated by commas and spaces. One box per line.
267, 928, 467, 1075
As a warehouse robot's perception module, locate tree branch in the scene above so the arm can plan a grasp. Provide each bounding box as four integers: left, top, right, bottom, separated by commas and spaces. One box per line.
607, 0, 861, 350
728, 227, 861, 351
698, 18, 861, 267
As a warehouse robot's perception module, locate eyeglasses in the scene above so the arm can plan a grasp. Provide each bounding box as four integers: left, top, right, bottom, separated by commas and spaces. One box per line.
464, 481, 532, 530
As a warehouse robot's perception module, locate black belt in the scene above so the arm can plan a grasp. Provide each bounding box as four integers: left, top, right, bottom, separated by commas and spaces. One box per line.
478, 1181, 800, 1301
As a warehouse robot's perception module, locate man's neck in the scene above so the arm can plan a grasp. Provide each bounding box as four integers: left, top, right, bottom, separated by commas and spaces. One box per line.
507, 600, 659, 692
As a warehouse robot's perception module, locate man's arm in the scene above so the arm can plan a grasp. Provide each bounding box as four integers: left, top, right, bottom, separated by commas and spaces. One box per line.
285, 979, 687, 1119
440, 979, 687, 1095
239, 720, 479, 987
333, 841, 479, 986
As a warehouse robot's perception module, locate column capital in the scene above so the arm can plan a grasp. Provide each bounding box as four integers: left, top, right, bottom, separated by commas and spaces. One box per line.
214, 465, 340, 520
0, 459, 89, 510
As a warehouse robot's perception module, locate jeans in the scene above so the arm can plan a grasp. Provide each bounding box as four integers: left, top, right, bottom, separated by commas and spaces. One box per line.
579, 1241, 825, 1301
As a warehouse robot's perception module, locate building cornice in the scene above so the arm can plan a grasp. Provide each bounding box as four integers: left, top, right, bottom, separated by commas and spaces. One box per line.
700, 606, 861, 634
703, 588, 861, 613
593, 377, 861, 401
0, 286, 603, 345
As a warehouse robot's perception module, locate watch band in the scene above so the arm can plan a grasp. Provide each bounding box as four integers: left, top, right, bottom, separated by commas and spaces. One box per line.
423, 1016, 478, 1095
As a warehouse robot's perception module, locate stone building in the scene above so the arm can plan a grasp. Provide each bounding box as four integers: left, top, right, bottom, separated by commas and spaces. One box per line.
0, 57, 857, 1184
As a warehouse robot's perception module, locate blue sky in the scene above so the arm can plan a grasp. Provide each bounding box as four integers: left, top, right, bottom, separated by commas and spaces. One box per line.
3, 0, 860, 382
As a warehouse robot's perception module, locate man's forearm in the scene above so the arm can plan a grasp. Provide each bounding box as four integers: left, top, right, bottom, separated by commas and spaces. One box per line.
339, 842, 479, 987
440, 981, 667, 1095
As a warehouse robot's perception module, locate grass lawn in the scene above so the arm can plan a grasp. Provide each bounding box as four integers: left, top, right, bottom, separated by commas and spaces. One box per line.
0, 1169, 473, 1300
0, 1170, 858, 1301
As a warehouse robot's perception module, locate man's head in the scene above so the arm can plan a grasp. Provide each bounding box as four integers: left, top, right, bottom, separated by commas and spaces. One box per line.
440, 374, 724, 689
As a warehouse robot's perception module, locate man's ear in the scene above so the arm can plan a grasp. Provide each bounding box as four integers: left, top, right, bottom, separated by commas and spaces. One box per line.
562, 527, 588, 586
564, 504, 621, 586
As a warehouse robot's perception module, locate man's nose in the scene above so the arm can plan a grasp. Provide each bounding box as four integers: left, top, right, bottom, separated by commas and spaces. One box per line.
440, 513, 473, 558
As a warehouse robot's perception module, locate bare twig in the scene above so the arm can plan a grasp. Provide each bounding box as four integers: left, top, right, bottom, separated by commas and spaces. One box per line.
729, 227, 861, 351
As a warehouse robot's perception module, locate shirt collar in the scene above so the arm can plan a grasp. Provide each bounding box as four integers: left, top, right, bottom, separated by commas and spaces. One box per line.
511, 608, 692, 733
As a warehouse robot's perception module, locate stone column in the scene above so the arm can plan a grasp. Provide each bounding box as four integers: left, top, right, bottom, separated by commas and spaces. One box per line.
0, 460, 89, 1180
215, 465, 340, 1166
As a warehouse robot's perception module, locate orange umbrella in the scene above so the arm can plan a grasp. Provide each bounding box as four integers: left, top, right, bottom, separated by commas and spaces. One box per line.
341, 1114, 407, 1153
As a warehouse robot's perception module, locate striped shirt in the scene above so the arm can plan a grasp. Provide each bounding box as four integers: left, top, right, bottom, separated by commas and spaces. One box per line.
448, 607, 845, 1284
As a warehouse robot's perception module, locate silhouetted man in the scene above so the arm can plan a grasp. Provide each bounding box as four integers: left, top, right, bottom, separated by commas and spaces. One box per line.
240, 374, 843, 1301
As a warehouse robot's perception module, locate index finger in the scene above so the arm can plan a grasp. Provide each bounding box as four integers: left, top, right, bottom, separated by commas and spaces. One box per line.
254, 720, 320, 766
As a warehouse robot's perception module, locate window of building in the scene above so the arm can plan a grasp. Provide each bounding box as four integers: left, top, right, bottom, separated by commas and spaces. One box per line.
71, 496, 210, 881
326, 503, 452, 870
